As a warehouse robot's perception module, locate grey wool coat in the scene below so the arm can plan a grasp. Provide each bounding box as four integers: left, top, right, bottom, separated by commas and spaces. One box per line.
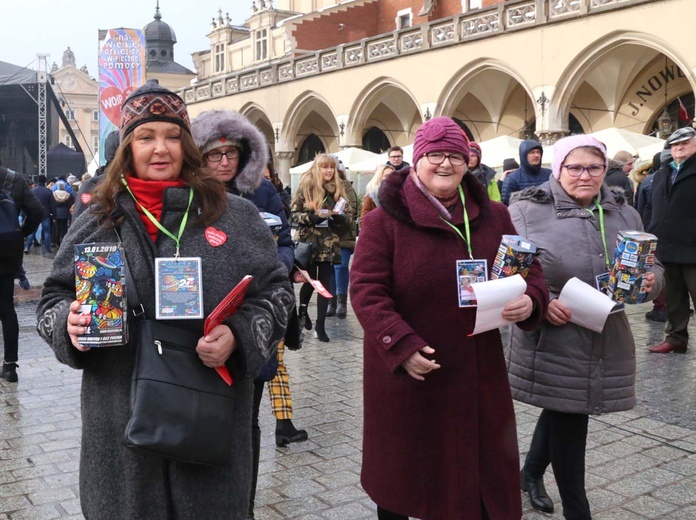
37, 187, 294, 520
507, 177, 664, 415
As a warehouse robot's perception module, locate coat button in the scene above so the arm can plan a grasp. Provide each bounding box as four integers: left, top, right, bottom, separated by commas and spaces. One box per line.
599, 253, 605, 258
382, 335, 392, 344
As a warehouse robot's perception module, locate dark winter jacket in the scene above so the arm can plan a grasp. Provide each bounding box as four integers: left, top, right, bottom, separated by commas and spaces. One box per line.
350, 168, 548, 519
386, 160, 411, 172
336, 179, 358, 251
470, 163, 501, 202
37, 187, 293, 519
230, 178, 294, 273
508, 178, 664, 415
501, 140, 551, 205
635, 173, 656, 227
604, 159, 634, 206
649, 153, 696, 263
31, 184, 57, 219
0, 167, 42, 276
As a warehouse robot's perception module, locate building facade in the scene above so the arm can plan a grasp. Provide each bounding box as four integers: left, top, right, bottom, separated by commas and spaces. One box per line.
182, 0, 696, 184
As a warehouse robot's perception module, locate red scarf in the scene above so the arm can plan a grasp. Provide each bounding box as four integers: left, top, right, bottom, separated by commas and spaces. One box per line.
126, 174, 186, 242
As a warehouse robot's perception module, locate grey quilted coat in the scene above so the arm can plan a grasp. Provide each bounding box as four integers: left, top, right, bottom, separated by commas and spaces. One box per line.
507, 177, 664, 415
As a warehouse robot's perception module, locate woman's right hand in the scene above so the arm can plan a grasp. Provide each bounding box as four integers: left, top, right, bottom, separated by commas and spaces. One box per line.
402, 346, 441, 381
546, 299, 572, 326
67, 300, 92, 351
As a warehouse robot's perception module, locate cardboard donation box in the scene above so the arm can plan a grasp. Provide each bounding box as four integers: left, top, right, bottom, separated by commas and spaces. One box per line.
606, 231, 657, 304
490, 235, 537, 280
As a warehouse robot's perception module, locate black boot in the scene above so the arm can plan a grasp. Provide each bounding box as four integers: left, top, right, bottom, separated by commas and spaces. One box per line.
521, 468, 554, 513
326, 297, 336, 317
314, 318, 329, 342
275, 419, 309, 447
298, 304, 312, 331
1, 362, 18, 383
248, 427, 261, 519
336, 294, 347, 319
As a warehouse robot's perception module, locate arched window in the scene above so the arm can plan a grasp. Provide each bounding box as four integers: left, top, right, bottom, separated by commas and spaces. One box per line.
451, 118, 475, 141
569, 114, 584, 135
296, 134, 325, 166
362, 127, 390, 154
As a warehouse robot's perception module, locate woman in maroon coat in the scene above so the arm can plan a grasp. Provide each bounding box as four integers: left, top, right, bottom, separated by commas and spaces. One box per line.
350, 117, 549, 520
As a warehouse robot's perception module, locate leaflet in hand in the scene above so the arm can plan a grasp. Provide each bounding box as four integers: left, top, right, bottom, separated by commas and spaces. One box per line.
204, 275, 254, 386
295, 268, 332, 298
74, 243, 128, 347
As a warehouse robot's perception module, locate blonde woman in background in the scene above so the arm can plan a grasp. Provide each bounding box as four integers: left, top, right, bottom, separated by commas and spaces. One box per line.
291, 154, 349, 342
360, 163, 395, 226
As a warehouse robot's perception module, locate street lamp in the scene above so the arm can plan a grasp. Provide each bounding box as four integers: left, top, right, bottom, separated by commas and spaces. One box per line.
659, 108, 673, 139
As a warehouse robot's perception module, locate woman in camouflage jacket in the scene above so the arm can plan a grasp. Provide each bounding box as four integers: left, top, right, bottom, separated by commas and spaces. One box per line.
291, 154, 349, 342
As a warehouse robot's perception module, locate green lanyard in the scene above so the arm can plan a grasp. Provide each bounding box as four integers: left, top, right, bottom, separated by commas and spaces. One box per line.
439, 185, 473, 259
591, 198, 610, 270
122, 177, 194, 258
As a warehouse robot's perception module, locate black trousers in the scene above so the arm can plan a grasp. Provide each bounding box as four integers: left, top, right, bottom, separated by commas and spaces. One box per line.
0, 276, 18, 363
663, 262, 696, 347
299, 262, 334, 321
525, 409, 591, 520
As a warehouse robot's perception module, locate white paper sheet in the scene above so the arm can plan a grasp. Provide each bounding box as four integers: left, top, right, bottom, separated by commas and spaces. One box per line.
558, 277, 616, 333
471, 275, 527, 335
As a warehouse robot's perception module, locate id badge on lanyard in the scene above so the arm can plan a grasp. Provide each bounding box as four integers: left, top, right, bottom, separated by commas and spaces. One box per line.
155, 257, 204, 319
456, 259, 488, 307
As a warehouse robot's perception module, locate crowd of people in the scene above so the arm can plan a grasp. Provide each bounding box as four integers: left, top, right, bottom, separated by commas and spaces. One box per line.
0, 76, 690, 519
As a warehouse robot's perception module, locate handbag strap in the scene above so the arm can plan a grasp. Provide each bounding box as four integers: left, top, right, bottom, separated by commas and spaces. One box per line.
114, 226, 147, 321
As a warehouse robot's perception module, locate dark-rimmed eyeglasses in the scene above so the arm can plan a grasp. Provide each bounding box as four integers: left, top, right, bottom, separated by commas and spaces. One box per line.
206, 150, 240, 163
424, 152, 467, 166
562, 164, 605, 177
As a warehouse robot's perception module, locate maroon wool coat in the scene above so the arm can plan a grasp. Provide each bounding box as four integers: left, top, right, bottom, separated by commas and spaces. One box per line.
350, 170, 548, 520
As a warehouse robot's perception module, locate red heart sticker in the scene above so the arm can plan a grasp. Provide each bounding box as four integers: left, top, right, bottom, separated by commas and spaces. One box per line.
80, 193, 92, 205
205, 227, 227, 247
99, 85, 136, 126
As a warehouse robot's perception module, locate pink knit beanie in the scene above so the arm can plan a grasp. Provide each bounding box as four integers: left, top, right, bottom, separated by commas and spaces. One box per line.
552, 135, 608, 179
413, 117, 470, 166
469, 142, 482, 158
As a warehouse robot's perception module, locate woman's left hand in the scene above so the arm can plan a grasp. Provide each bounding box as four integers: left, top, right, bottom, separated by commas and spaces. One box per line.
502, 294, 534, 323
196, 324, 236, 368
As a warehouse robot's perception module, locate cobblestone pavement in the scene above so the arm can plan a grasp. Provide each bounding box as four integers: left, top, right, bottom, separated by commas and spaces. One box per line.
1, 252, 695, 519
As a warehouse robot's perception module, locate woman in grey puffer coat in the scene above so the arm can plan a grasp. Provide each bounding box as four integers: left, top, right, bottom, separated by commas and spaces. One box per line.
507, 135, 664, 520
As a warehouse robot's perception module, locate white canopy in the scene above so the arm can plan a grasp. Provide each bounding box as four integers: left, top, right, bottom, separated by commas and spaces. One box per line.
349, 144, 415, 173
476, 135, 523, 170
289, 147, 382, 174
87, 156, 100, 175
589, 128, 663, 159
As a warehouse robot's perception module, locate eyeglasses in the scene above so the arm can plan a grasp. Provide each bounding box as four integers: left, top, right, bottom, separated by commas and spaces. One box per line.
424, 152, 467, 166
389, 155, 403, 160
206, 150, 240, 163
562, 164, 606, 177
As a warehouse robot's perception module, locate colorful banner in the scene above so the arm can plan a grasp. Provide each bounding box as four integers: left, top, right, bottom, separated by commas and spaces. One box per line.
98, 28, 146, 165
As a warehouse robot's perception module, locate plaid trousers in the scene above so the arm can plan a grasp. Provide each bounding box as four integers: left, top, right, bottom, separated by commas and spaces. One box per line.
267, 340, 293, 419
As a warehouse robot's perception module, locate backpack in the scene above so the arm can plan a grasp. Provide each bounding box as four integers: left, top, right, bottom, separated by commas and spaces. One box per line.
0, 169, 24, 270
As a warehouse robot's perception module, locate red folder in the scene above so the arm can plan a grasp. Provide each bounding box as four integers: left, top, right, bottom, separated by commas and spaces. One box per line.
204, 275, 254, 386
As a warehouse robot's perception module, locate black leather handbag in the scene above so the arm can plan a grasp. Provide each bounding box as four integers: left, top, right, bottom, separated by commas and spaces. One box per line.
294, 241, 314, 270
121, 259, 236, 467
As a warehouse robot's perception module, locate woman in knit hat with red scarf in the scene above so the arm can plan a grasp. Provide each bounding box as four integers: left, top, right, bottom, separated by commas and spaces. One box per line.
37, 80, 293, 519
350, 117, 549, 519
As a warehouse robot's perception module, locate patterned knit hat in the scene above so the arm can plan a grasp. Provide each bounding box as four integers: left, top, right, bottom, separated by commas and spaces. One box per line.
469, 142, 482, 158
119, 80, 190, 140
412, 117, 470, 166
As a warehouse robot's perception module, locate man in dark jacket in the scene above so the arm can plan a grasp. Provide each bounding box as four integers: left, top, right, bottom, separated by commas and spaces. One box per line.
386, 146, 410, 172
605, 151, 635, 205
501, 139, 551, 205
648, 127, 696, 353
24, 175, 56, 254
0, 165, 42, 382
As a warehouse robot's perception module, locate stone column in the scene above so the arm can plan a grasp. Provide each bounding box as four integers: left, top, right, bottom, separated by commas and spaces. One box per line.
275, 151, 294, 186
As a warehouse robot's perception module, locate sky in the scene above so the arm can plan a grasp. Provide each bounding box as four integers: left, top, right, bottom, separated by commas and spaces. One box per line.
0, 0, 251, 74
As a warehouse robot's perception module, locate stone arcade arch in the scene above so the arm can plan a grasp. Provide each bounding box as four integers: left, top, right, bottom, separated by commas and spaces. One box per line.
239, 103, 275, 155
282, 91, 338, 166
438, 60, 536, 142
552, 32, 696, 138
348, 78, 422, 149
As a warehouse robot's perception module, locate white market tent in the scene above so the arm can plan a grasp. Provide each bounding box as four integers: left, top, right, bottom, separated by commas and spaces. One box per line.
477, 135, 523, 170
349, 144, 415, 173
289, 147, 382, 174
